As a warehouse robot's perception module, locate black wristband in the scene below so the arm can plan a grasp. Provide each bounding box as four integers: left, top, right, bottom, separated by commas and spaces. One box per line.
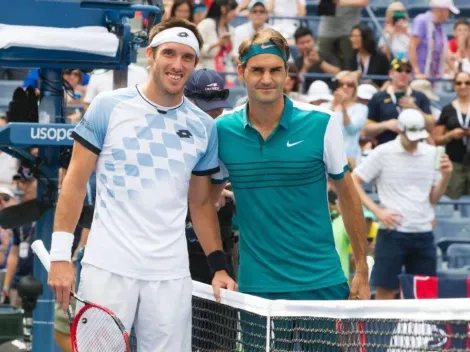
206, 250, 229, 276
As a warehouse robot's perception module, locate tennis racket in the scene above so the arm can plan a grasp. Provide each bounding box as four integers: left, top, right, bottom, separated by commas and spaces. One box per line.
31, 240, 130, 352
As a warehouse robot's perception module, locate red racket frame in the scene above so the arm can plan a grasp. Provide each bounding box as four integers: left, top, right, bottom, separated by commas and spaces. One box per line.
71, 303, 131, 352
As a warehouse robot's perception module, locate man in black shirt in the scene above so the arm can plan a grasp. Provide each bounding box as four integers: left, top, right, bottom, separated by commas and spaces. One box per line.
364, 59, 433, 145
293, 27, 341, 93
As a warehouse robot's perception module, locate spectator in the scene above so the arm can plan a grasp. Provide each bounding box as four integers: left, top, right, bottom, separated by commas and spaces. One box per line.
266, 0, 306, 41
83, 64, 149, 111
293, 27, 340, 92
347, 24, 390, 87
23, 68, 90, 90
408, 0, 460, 79
232, 0, 270, 64
193, 0, 207, 25
410, 79, 442, 121
0, 187, 16, 291
284, 63, 301, 101
317, 0, 369, 69
433, 71, 470, 199
184, 68, 233, 118
2, 171, 38, 307
383, 1, 407, 37
454, 36, 470, 74
448, 18, 470, 62
197, 0, 237, 75
379, 6, 410, 61
170, 0, 194, 22
352, 109, 453, 300
0, 116, 18, 188
300, 80, 333, 106
357, 83, 378, 105
364, 58, 433, 146
329, 71, 368, 166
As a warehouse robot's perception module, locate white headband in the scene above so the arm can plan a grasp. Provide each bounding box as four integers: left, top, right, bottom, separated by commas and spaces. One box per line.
149, 27, 200, 56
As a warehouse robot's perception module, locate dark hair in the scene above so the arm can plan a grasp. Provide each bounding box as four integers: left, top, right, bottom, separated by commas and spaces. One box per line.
351, 23, 377, 55
294, 27, 314, 43
148, 18, 204, 53
453, 70, 470, 84
454, 17, 470, 30
287, 62, 300, 92
170, 0, 194, 23
206, 0, 237, 21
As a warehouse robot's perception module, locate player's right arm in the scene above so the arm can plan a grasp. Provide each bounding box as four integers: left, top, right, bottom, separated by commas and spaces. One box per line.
49, 93, 109, 311
49, 143, 97, 311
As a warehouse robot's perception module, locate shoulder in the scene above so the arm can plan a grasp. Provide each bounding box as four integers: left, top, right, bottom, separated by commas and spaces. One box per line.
410, 90, 428, 101
419, 142, 436, 155
371, 140, 395, 156
215, 105, 245, 131
292, 100, 333, 120
441, 103, 455, 114
184, 98, 216, 133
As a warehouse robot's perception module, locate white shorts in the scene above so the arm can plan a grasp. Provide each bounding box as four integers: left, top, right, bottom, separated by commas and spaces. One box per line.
77, 263, 192, 352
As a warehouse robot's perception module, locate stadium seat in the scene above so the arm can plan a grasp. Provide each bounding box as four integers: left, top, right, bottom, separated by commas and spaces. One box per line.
435, 203, 456, 218
0, 80, 22, 113
448, 244, 470, 269
434, 218, 470, 242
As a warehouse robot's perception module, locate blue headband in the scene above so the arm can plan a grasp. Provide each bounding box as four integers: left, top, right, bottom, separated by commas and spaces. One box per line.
240, 41, 288, 64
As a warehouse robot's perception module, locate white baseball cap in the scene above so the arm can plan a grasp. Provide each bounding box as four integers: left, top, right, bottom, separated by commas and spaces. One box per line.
398, 109, 429, 141
301, 80, 333, 103
248, 0, 266, 10
429, 0, 460, 15
357, 84, 378, 100
0, 187, 15, 198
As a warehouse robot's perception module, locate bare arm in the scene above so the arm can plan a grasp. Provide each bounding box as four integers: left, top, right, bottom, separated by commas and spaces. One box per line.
188, 175, 223, 256
54, 142, 97, 234
266, 0, 274, 13
408, 36, 422, 76
337, 0, 369, 7
320, 61, 341, 74
363, 119, 399, 138
296, 0, 306, 16
430, 155, 453, 205
333, 172, 368, 275
3, 245, 18, 294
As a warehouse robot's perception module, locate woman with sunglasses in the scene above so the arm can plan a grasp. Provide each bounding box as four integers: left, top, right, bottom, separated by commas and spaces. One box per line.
433, 71, 470, 199
328, 71, 368, 167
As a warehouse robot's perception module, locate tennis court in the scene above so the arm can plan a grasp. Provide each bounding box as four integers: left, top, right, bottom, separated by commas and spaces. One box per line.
121, 280, 470, 351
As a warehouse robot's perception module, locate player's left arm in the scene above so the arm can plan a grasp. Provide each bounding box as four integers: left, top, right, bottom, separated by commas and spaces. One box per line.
324, 116, 370, 300
190, 117, 237, 301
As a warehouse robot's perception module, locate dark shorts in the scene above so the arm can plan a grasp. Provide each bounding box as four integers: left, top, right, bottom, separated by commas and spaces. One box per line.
372, 229, 437, 290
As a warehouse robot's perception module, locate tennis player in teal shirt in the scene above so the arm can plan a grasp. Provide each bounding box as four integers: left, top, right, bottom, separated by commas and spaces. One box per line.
212, 28, 370, 350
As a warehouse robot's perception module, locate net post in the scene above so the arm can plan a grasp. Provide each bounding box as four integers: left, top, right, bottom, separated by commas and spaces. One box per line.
265, 302, 271, 352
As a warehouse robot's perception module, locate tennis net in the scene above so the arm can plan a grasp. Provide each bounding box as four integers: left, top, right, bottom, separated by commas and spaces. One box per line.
129, 281, 470, 351
191, 281, 470, 352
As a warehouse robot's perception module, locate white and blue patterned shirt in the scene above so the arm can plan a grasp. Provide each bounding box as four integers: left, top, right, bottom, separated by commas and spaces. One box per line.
72, 86, 219, 280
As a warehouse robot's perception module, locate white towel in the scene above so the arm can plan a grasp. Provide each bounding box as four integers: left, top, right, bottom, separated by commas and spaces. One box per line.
0, 24, 119, 57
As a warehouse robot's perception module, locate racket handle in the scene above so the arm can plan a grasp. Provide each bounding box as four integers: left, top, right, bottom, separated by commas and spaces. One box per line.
31, 240, 51, 272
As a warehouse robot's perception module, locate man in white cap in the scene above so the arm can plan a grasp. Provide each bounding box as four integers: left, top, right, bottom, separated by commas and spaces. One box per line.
48, 18, 235, 351
409, 0, 460, 79
301, 80, 333, 106
352, 108, 453, 300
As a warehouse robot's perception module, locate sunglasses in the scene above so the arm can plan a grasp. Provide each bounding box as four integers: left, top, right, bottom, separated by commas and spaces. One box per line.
341, 82, 356, 88
455, 81, 470, 86
250, 9, 266, 14
396, 68, 412, 73
0, 195, 11, 203
189, 89, 229, 101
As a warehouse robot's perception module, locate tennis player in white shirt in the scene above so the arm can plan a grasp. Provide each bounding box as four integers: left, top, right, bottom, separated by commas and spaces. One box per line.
48, 18, 236, 351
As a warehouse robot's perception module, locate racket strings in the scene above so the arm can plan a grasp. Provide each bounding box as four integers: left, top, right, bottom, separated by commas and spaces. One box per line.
74, 306, 128, 352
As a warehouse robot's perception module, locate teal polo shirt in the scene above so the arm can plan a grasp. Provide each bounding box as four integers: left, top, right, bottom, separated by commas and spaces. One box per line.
213, 96, 349, 293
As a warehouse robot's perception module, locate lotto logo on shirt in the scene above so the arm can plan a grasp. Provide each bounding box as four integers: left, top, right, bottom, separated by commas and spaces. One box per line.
30, 127, 74, 142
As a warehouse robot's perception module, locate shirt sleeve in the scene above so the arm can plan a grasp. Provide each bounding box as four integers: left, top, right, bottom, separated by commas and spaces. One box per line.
436, 106, 449, 126
367, 94, 380, 122
71, 93, 112, 155
323, 116, 349, 180
343, 104, 368, 135
192, 118, 220, 176
211, 159, 230, 184
417, 93, 432, 114
411, 16, 425, 38
353, 146, 384, 184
